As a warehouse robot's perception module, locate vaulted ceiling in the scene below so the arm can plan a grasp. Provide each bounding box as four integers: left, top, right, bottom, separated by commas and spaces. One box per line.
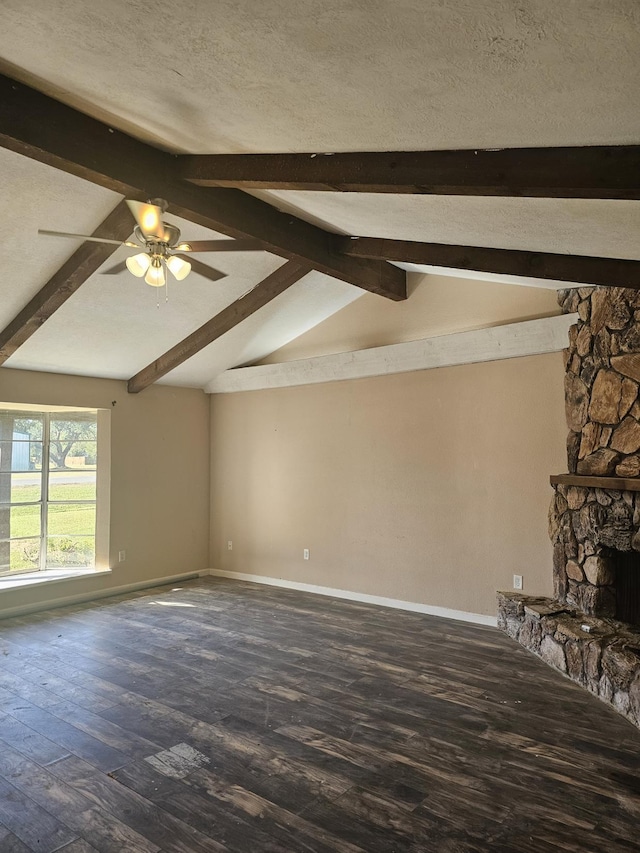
0, 1, 638, 390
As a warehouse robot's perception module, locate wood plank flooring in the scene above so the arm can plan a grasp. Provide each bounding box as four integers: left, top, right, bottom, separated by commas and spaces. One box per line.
0, 577, 638, 852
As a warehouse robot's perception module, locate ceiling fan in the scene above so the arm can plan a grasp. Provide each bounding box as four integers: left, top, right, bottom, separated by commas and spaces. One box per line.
39, 198, 262, 287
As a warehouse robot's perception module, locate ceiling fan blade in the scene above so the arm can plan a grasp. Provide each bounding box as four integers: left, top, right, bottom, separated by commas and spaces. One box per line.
100, 260, 128, 276
126, 200, 166, 241
38, 229, 129, 247
178, 239, 263, 253
179, 255, 227, 282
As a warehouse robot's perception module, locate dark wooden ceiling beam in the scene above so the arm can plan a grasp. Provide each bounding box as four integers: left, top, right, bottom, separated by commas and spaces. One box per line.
340, 237, 640, 289
179, 147, 640, 198
0, 74, 405, 301
0, 201, 133, 364
128, 260, 311, 393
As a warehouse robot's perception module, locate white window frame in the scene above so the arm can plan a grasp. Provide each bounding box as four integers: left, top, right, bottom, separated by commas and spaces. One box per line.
0, 403, 110, 577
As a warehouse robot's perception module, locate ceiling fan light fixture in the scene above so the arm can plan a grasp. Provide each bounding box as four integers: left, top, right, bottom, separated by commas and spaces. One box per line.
166, 255, 191, 281
144, 258, 166, 287
125, 252, 151, 278
41, 198, 228, 288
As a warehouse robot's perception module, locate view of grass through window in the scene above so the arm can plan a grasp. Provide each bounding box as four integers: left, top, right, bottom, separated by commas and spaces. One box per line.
0, 409, 97, 574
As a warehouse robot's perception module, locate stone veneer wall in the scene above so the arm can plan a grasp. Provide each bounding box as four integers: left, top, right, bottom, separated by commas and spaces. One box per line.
498, 286, 640, 731
560, 286, 640, 477
550, 287, 640, 615
548, 483, 639, 617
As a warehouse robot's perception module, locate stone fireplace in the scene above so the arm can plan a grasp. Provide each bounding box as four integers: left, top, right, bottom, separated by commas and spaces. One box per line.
498, 286, 640, 730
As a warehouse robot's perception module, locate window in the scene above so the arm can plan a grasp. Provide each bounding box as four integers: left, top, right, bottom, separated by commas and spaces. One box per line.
0, 407, 101, 575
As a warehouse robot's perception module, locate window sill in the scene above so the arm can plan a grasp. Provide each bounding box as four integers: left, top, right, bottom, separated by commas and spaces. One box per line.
0, 567, 112, 593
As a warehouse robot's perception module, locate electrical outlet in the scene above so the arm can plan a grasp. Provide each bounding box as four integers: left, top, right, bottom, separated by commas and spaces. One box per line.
118, 550, 126, 563
513, 574, 523, 590
303, 548, 310, 560
227, 540, 233, 551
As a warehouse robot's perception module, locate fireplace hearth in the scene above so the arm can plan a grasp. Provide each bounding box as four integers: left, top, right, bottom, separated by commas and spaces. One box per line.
498, 286, 640, 730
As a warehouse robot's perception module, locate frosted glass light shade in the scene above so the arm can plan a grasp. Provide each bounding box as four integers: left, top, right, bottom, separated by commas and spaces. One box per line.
145, 259, 166, 287
125, 252, 151, 277
166, 255, 191, 281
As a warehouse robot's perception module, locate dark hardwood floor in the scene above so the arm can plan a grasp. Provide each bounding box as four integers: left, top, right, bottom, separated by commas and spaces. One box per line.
0, 577, 638, 852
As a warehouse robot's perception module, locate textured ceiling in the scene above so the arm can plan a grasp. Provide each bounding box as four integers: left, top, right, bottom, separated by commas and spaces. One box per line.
254, 191, 640, 260
0, 1, 638, 387
0, 148, 121, 324
1, 0, 638, 152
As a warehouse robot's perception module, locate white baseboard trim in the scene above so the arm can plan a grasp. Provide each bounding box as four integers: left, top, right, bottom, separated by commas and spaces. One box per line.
209, 569, 497, 627
0, 569, 209, 621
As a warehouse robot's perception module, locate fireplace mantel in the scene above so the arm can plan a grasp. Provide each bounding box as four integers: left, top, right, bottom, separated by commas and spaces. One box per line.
550, 474, 640, 492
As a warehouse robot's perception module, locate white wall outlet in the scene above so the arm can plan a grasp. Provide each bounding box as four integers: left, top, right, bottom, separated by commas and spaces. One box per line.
227, 540, 233, 551
513, 574, 523, 590
118, 550, 126, 563
303, 548, 310, 560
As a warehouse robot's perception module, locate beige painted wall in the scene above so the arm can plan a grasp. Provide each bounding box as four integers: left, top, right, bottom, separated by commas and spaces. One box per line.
210, 352, 567, 617
0, 366, 210, 616
261, 273, 560, 364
